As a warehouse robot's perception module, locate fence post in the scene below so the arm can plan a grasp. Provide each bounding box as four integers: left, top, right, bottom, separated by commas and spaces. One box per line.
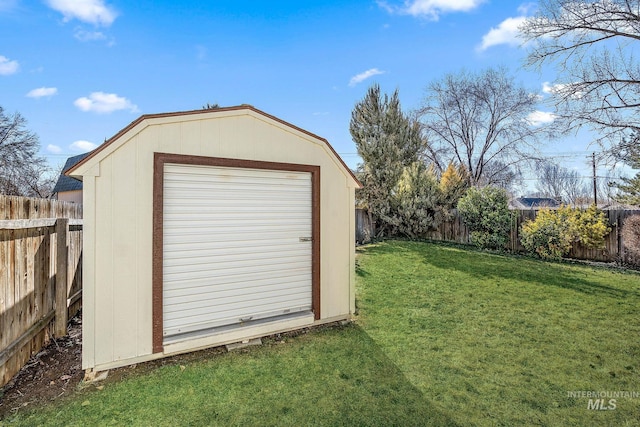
55, 218, 69, 336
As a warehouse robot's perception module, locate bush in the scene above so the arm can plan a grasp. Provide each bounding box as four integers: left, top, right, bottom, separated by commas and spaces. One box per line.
457, 186, 513, 250
520, 205, 611, 260
520, 207, 573, 260
621, 214, 640, 266
574, 205, 610, 249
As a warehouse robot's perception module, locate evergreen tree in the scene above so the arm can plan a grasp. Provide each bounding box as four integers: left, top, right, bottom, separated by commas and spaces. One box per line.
350, 84, 424, 236
613, 133, 640, 206
614, 171, 640, 206
393, 162, 442, 239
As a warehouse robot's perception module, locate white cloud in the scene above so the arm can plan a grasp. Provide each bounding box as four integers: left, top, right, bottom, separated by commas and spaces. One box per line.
70, 140, 98, 151
478, 16, 526, 51
542, 81, 554, 94
74, 92, 138, 114
542, 81, 583, 99
380, 0, 485, 20
26, 87, 58, 98
45, 0, 117, 26
349, 68, 385, 87
47, 144, 63, 154
542, 81, 566, 94
74, 28, 106, 41
527, 110, 556, 126
0, 55, 19, 75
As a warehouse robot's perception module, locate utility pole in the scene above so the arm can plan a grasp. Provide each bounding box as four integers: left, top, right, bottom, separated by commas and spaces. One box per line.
592, 152, 597, 206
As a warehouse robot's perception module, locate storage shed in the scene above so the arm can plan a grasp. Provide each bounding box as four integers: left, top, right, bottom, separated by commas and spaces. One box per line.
67, 106, 361, 372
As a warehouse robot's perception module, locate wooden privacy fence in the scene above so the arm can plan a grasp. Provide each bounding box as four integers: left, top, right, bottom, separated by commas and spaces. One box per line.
356, 208, 640, 263
0, 196, 83, 387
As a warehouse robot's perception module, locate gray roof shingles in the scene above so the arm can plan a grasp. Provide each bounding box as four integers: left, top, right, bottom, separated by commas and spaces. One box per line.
513, 197, 560, 209
52, 152, 90, 194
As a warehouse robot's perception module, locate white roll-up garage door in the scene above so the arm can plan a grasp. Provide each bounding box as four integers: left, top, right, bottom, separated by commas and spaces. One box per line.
162, 163, 312, 338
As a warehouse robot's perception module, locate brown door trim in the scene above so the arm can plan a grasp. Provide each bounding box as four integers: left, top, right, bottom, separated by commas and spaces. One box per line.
152, 152, 320, 354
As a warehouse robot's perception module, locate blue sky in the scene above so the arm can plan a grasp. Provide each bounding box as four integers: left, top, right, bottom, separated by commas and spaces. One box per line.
0, 0, 610, 193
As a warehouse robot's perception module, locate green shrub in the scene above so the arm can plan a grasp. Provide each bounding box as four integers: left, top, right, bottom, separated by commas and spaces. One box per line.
520, 207, 573, 260
457, 186, 513, 250
520, 205, 611, 260
574, 205, 611, 249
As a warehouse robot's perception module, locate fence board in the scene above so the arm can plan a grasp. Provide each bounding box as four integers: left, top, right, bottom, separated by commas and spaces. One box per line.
356, 208, 640, 263
0, 195, 83, 387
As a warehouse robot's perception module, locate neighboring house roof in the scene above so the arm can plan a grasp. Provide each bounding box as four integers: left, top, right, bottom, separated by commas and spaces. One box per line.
65, 105, 362, 188
52, 152, 91, 194
510, 197, 560, 209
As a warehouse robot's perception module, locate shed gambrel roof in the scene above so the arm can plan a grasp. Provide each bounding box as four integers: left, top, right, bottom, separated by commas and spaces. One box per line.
52, 152, 91, 194
66, 105, 362, 188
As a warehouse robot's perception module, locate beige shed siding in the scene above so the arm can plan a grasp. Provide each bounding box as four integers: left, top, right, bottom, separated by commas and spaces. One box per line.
77, 109, 357, 370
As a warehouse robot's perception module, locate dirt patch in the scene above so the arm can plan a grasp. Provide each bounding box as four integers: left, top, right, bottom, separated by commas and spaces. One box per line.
0, 314, 84, 419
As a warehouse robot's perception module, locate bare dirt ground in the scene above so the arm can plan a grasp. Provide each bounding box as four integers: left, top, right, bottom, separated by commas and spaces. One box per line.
0, 314, 84, 419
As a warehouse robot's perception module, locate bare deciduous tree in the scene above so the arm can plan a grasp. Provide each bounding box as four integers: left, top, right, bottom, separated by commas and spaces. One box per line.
535, 160, 583, 203
520, 0, 640, 142
418, 67, 548, 188
0, 106, 54, 197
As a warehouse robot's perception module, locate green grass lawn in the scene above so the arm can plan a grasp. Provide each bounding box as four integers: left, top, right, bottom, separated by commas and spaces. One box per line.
4, 240, 640, 426
356, 241, 640, 426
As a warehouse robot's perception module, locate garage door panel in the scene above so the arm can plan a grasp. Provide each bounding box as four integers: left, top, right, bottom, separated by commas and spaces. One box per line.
163, 238, 307, 252
163, 259, 311, 278
165, 218, 308, 229
164, 233, 308, 247
165, 296, 311, 326
163, 163, 313, 339
164, 271, 311, 298
164, 257, 311, 280
165, 166, 310, 182
166, 276, 306, 304
164, 245, 309, 264
167, 178, 310, 190
164, 251, 311, 271
164, 220, 310, 233
167, 183, 310, 197
166, 199, 308, 212
164, 297, 312, 336
171, 187, 310, 199
165, 210, 311, 222
164, 203, 311, 213
164, 241, 308, 261
164, 285, 312, 314
168, 295, 312, 324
